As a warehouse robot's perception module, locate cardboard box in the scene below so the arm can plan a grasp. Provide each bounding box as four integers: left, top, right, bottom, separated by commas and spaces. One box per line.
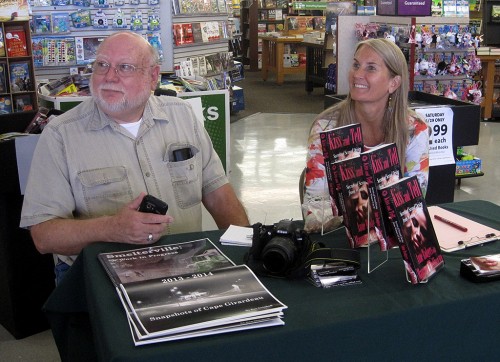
456, 157, 482, 175
231, 86, 245, 112
377, 0, 431, 16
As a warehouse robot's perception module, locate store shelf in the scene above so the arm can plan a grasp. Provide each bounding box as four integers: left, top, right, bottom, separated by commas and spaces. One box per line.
0, 20, 38, 114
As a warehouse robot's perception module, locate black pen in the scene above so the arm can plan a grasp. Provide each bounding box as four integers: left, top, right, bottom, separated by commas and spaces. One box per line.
434, 215, 468, 232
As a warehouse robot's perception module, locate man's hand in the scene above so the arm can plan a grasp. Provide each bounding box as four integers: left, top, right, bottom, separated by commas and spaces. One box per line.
109, 193, 173, 244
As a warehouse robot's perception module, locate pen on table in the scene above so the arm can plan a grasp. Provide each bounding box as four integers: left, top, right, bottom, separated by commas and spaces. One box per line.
433, 214, 468, 232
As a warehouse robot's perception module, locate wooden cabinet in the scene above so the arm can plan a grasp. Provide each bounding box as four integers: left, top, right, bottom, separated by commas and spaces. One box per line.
478, 55, 500, 119
0, 20, 38, 115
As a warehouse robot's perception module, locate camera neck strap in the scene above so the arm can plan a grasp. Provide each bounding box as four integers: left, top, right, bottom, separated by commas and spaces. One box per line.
304, 247, 361, 270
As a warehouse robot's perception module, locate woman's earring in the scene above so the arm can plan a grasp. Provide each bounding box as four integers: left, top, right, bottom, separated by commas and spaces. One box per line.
387, 94, 393, 113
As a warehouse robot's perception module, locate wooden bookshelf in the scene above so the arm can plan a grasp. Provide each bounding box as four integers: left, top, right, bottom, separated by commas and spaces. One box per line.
0, 20, 38, 115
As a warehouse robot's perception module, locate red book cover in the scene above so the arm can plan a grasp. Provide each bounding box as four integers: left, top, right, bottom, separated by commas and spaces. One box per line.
360, 143, 402, 250
5, 28, 28, 57
319, 123, 363, 217
173, 24, 185, 46
338, 156, 374, 248
379, 176, 445, 284
182, 23, 194, 44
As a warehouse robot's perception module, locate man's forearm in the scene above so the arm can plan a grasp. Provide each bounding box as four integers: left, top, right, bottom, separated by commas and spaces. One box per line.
30, 216, 115, 256
203, 184, 250, 229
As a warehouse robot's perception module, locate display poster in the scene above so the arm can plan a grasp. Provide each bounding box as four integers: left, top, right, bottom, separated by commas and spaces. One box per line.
415, 107, 455, 167
178, 90, 229, 174
0, 0, 29, 21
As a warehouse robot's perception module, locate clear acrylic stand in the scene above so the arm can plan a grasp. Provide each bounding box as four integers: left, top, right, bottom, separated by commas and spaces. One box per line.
365, 205, 388, 274
320, 183, 388, 273
404, 264, 429, 284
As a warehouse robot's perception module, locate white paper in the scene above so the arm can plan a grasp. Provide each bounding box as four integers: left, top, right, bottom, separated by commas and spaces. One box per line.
219, 225, 253, 247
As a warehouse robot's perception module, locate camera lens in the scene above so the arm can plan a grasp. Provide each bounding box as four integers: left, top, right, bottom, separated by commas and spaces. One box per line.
262, 236, 297, 275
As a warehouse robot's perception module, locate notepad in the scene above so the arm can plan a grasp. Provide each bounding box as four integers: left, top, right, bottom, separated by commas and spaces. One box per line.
219, 225, 253, 247
428, 206, 500, 252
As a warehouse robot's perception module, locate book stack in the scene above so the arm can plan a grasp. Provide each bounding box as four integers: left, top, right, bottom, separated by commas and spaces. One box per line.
320, 124, 445, 283
319, 123, 364, 219
99, 238, 287, 345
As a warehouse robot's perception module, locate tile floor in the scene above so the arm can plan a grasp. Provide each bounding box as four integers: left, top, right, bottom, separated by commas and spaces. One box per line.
1, 113, 499, 361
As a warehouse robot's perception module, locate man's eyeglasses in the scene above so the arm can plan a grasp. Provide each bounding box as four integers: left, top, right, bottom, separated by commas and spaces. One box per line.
91, 61, 152, 77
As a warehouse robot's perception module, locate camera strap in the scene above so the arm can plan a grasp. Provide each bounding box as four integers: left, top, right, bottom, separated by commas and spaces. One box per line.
304, 247, 361, 269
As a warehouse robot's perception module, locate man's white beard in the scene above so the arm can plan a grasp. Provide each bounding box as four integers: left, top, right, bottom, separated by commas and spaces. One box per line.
90, 78, 151, 115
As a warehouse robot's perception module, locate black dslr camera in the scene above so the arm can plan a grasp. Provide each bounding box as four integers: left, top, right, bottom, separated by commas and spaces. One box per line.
245, 220, 314, 278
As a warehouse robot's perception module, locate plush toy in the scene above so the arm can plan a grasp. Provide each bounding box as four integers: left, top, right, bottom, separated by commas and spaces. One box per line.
427, 58, 437, 77
419, 58, 429, 75
443, 85, 458, 100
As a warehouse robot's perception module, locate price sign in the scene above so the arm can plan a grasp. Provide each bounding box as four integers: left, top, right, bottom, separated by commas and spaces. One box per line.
415, 107, 455, 167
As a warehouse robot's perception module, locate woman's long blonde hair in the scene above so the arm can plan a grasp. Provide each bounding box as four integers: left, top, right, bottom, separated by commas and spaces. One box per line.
317, 38, 415, 172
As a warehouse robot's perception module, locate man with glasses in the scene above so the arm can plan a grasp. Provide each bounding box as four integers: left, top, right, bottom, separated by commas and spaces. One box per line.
20, 31, 249, 282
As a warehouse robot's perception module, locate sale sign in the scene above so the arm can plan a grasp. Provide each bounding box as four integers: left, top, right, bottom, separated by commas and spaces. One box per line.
415, 107, 455, 167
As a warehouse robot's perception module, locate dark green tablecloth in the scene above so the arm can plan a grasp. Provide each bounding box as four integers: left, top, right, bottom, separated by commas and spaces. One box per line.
44, 200, 500, 361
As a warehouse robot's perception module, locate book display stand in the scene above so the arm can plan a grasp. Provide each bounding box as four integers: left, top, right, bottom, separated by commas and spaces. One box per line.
365, 209, 388, 274
319, 185, 388, 274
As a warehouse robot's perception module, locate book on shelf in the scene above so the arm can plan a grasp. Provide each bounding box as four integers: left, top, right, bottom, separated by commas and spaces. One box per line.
172, 0, 181, 14
13, 94, 34, 112
98, 238, 286, 345
173, 23, 194, 46
492, 5, 500, 23
379, 176, 445, 284
191, 23, 203, 43
182, 23, 194, 44
360, 143, 402, 251
217, 0, 227, 13
0, 96, 12, 114
265, 0, 277, 8
0, 61, 7, 93
275, 9, 283, 20
9, 61, 32, 93
0, 27, 5, 57
5, 27, 29, 57
319, 123, 363, 218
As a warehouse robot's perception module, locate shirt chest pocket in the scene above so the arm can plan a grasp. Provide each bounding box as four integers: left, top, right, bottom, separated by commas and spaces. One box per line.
77, 166, 133, 216
167, 149, 201, 209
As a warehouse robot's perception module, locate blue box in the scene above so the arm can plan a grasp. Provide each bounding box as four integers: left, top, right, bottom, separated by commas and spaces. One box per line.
231, 86, 244, 112
456, 157, 482, 175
